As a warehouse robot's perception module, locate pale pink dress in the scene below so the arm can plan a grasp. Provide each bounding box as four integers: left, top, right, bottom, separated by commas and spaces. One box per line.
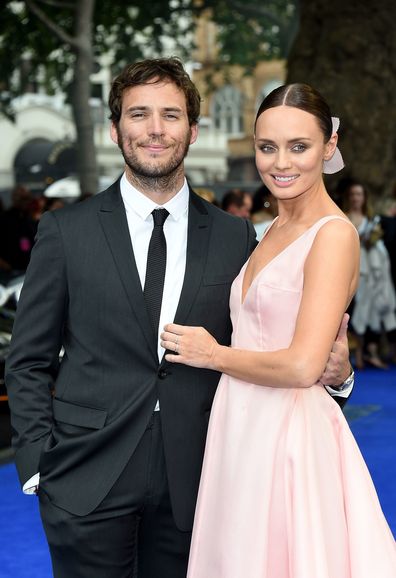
187, 216, 396, 578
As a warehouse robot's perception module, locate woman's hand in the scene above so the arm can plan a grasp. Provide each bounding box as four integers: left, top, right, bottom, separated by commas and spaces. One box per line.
161, 323, 220, 369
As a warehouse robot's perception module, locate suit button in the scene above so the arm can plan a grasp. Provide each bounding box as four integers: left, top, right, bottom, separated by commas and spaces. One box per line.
158, 369, 168, 379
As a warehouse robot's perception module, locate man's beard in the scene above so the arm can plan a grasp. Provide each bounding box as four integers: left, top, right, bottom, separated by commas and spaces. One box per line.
116, 127, 192, 190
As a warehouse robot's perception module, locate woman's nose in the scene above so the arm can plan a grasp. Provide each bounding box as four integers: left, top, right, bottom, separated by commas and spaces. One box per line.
274, 149, 292, 170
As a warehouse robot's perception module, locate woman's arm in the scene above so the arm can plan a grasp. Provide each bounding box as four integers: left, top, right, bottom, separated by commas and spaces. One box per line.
162, 220, 359, 388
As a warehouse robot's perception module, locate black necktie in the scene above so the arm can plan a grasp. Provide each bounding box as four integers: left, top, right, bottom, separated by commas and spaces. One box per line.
144, 208, 169, 338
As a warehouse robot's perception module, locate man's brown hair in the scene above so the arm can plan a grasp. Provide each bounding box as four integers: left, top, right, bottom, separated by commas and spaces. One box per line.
108, 57, 201, 127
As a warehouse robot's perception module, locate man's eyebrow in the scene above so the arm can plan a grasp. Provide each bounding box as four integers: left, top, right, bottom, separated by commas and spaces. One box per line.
162, 106, 183, 113
125, 105, 150, 111
125, 106, 183, 113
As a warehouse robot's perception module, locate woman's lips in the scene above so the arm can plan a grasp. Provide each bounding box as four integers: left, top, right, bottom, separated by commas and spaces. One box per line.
272, 174, 299, 186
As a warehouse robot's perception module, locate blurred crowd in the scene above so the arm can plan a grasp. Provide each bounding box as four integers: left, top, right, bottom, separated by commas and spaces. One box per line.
0, 186, 92, 280
340, 179, 396, 370
1, 178, 396, 370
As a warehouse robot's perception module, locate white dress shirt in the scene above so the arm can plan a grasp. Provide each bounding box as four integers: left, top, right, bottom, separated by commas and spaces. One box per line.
120, 172, 189, 364
121, 174, 189, 411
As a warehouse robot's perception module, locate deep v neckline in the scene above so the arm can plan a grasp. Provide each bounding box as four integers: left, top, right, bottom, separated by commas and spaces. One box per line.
240, 215, 343, 306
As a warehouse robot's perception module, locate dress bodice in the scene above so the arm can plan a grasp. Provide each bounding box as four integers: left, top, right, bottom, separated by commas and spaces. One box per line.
229, 216, 350, 352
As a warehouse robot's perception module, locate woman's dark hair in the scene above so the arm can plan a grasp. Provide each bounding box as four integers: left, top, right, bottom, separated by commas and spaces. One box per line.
221, 189, 248, 212
255, 83, 333, 142
342, 180, 371, 216
251, 184, 273, 215
109, 57, 201, 127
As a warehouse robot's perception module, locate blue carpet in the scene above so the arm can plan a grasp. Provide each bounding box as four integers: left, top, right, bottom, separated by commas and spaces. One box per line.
0, 366, 395, 577
0, 464, 52, 577
345, 365, 396, 536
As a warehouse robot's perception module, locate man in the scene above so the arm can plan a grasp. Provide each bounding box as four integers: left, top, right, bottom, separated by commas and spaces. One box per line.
6, 58, 353, 578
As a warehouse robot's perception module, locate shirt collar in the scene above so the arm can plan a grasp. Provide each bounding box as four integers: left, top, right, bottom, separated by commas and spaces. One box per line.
120, 172, 189, 222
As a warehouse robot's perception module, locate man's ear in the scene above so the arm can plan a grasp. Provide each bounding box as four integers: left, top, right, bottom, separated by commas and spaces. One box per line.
110, 122, 119, 146
190, 123, 199, 145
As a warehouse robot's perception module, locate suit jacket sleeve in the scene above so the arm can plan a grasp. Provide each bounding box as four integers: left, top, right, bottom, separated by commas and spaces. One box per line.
246, 218, 258, 257
5, 210, 67, 486
331, 387, 353, 409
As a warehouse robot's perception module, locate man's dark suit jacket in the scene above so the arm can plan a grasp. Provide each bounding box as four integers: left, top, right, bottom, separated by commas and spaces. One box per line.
6, 182, 257, 531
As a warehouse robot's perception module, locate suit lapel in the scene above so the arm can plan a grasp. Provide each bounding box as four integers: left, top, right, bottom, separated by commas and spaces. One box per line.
173, 190, 211, 325
97, 182, 158, 361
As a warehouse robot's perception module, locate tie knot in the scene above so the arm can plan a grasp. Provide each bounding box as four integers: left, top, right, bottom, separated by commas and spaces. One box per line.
152, 208, 169, 228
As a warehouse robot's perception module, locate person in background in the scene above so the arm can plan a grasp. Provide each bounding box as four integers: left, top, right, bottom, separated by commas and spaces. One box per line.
379, 195, 396, 364
344, 181, 396, 369
29, 195, 46, 223
0, 185, 36, 273
379, 194, 396, 292
76, 192, 94, 203
250, 183, 278, 240
221, 188, 252, 219
44, 197, 66, 212
194, 187, 219, 206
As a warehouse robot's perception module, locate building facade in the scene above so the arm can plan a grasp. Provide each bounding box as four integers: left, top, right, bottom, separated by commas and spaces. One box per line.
0, 14, 285, 205
191, 15, 286, 192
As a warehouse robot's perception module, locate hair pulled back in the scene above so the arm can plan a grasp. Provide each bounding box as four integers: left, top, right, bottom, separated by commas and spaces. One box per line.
255, 83, 333, 142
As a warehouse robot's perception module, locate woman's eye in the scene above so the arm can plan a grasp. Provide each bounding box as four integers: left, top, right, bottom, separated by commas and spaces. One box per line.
259, 144, 275, 153
292, 143, 307, 152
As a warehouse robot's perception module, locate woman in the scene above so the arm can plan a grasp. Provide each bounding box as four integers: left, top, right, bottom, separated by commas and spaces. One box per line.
161, 84, 396, 577
344, 180, 396, 369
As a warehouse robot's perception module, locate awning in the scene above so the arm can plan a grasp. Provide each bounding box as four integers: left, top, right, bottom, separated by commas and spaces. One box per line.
14, 138, 77, 191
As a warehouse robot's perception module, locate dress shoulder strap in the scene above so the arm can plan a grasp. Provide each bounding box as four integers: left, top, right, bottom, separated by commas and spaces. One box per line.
309, 215, 359, 239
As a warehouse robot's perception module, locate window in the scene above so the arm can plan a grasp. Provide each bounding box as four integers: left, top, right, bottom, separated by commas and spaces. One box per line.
256, 79, 283, 111
212, 86, 244, 136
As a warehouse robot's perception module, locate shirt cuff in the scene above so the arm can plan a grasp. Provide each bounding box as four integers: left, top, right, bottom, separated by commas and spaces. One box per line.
23, 473, 40, 494
325, 371, 354, 399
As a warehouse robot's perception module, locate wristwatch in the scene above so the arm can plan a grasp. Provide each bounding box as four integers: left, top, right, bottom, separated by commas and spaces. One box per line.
333, 370, 355, 391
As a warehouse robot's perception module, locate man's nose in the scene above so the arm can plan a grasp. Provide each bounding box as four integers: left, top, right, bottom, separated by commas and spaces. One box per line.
147, 113, 165, 136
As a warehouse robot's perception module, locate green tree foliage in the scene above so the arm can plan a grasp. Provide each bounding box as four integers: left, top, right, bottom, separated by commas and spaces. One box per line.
0, 0, 196, 114
0, 0, 297, 192
0, 0, 198, 193
205, 0, 298, 72
286, 0, 396, 198
0, 1, 296, 104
